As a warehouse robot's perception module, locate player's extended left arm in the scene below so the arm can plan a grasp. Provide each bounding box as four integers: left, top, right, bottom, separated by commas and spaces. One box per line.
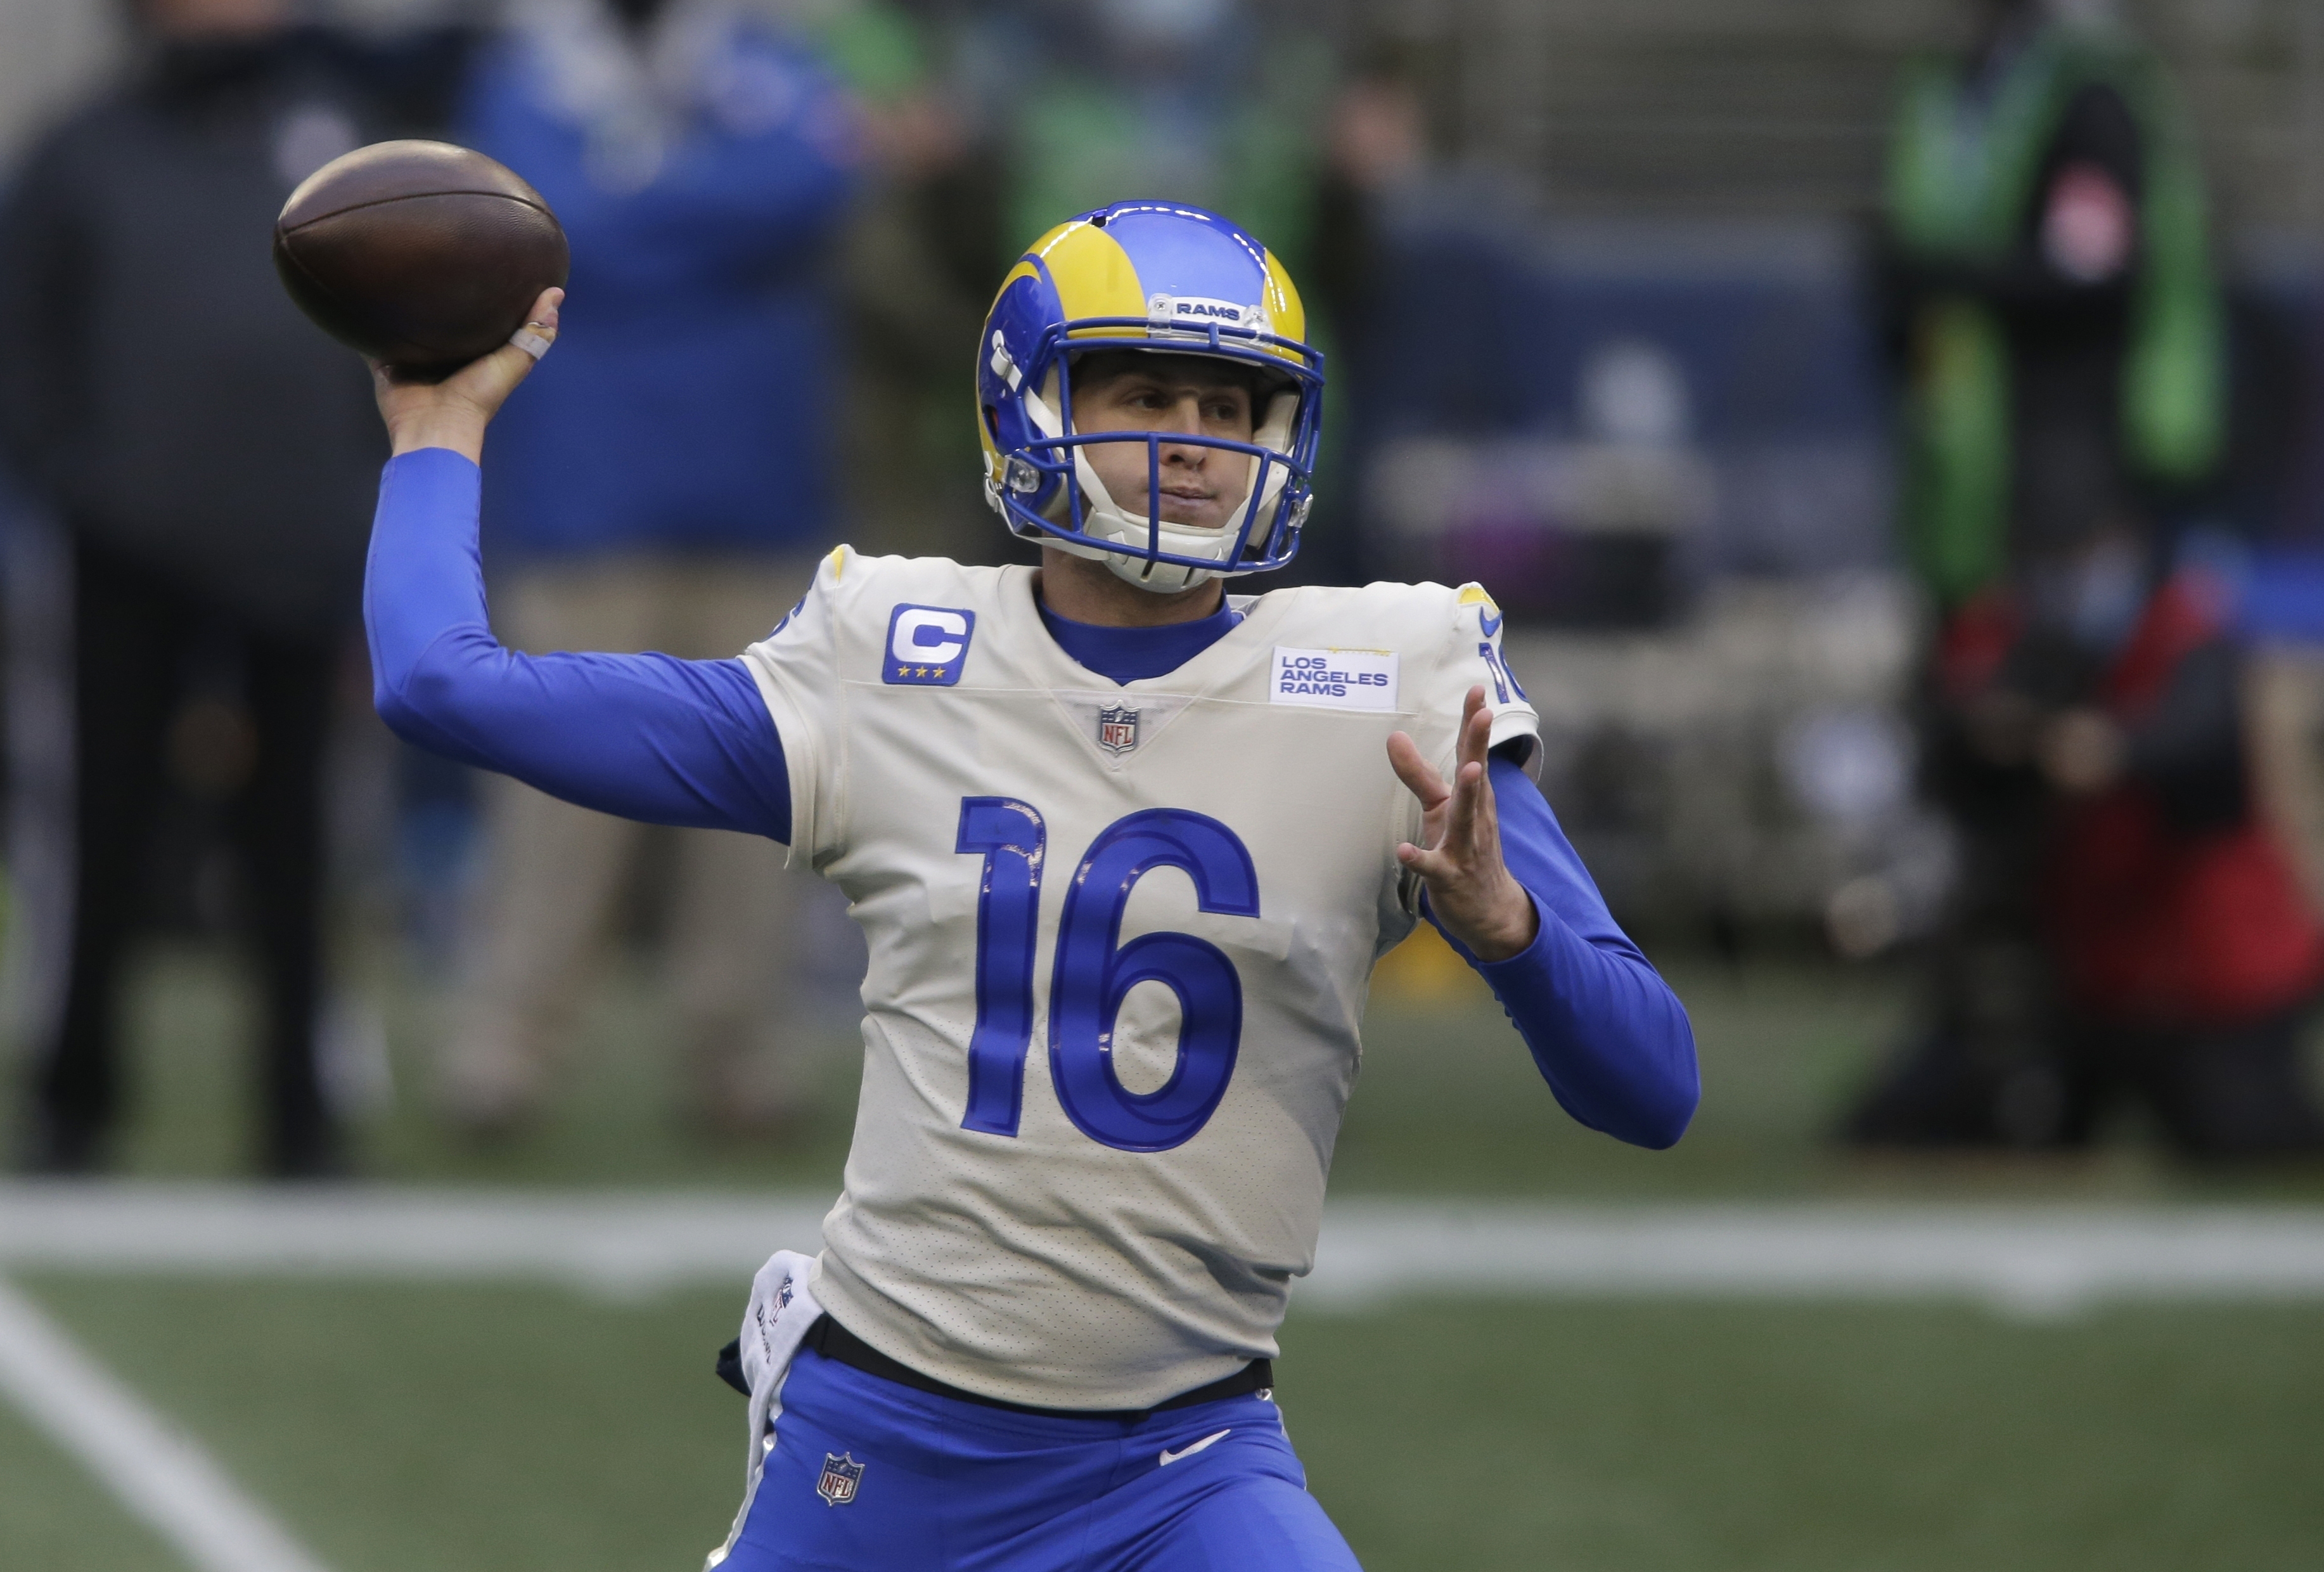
1390, 694, 1699, 1149
1458, 761, 1699, 1148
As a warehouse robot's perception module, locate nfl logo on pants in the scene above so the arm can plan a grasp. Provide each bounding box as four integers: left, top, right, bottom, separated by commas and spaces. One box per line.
817, 1452, 865, 1507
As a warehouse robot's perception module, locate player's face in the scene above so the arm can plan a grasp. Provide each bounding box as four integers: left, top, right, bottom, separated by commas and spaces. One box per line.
1071, 360, 1257, 531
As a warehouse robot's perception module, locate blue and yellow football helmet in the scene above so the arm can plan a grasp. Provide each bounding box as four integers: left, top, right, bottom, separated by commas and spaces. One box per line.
976, 202, 1325, 590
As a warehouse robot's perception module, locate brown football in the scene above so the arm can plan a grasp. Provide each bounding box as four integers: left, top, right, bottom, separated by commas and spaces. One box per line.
273, 139, 568, 380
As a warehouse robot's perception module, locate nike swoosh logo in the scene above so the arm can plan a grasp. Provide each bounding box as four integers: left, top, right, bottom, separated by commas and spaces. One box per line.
1158, 1429, 1232, 1466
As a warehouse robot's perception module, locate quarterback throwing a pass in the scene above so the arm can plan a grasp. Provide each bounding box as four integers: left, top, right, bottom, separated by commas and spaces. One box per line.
368, 203, 1697, 1570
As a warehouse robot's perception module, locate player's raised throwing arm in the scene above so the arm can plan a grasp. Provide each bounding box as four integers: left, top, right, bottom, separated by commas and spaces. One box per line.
364, 290, 793, 839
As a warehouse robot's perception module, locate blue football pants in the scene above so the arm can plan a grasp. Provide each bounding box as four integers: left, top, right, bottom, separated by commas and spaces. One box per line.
719, 1346, 1363, 1571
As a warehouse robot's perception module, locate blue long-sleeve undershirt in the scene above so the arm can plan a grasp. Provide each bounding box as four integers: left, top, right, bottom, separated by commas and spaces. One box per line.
366, 448, 1697, 1148
1427, 794, 1697, 1147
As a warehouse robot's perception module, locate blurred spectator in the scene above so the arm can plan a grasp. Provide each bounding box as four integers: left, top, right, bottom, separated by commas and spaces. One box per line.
1312, 62, 1430, 332
1881, 0, 2219, 603
1849, 0, 2324, 1156
818, 0, 997, 563
0, 0, 444, 1176
2282, 285, 2324, 550
439, 0, 857, 1137
965, 0, 1332, 270
1306, 56, 1432, 590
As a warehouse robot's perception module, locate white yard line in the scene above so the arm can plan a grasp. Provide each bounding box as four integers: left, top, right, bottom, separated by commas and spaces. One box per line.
1307, 1199, 2324, 1318
3, 1182, 2324, 1317
0, 1273, 335, 1572
0, 1183, 832, 1300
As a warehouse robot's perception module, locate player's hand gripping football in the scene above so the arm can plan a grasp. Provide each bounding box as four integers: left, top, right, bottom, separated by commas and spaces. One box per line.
1387, 686, 1539, 963
371, 286, 563, 462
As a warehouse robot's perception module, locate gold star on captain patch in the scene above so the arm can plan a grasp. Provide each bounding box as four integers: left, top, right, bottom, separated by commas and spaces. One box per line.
915, 667, 930, 678
930, 667, 947, 679
895, 666, 909, 678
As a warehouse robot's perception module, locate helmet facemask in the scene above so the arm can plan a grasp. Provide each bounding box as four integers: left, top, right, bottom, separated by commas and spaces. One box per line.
1010, 353, 1309, 593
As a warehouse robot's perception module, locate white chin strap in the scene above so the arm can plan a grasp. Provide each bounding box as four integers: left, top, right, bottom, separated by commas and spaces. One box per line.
1025, 383, 1299, 594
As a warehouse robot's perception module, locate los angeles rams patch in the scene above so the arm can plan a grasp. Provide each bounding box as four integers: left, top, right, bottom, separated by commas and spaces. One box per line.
1270, 647, 1399, 711
883, 604, 975, 686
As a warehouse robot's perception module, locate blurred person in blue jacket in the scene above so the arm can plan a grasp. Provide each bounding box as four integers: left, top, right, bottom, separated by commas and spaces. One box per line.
440, 0, 858, 1136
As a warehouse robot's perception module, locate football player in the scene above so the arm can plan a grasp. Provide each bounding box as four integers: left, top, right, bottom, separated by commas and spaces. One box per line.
366, 203, 1697, 1570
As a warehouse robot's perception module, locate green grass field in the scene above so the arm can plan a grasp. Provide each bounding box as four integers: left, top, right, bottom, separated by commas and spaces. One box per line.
6, 1279, 2320, 1572
4, 938, 2322, 1569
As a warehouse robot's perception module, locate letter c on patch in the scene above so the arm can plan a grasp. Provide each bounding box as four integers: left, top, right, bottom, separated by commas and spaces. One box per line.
892, 608, 967, 665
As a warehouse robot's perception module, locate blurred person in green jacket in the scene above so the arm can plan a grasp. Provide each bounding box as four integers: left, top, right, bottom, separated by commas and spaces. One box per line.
1882, 0, 2220, 608
1850, 0, 2324, 1157
984, 0, 1329, 273
819, 0, 999, 564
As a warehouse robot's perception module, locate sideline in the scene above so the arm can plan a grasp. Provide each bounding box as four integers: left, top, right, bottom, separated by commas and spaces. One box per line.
0, 1272, 335, 1572
1309, 1198, 2324, 1318
4, 1182, 2324, 1317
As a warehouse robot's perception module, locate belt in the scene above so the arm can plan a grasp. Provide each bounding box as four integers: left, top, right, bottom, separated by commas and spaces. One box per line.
802, 1313, 1273, 1421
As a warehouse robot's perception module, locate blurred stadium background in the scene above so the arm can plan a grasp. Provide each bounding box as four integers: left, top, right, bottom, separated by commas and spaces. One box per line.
3, 1, 2323, 1569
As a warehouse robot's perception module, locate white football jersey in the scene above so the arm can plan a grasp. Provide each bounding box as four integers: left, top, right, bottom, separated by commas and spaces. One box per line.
741, 550, 1538, 1408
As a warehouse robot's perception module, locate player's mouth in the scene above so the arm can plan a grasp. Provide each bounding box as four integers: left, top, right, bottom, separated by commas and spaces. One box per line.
1155, 482, 1229, 526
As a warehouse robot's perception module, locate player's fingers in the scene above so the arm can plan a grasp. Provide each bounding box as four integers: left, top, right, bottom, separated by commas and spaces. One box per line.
1456, 686, 1491, 773
1442, 756, 1486, 858
1468, 740, 1501, 844
1455, 690, 1508, 858
403, 289, 565, 406
1471, 775, 1501, 870
1386, 730, 1449, 811
1395, 840, 1458, 883
470, 289, 562, 384
1475, 746, 1503, 837
506, 287, 564, 362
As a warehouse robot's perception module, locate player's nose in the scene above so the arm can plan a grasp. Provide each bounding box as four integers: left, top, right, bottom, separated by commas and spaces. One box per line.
1154, 394, 1210, 464
1153, 392, 1205, 435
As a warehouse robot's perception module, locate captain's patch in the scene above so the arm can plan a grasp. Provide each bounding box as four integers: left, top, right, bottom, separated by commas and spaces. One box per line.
883, 604, 975, 686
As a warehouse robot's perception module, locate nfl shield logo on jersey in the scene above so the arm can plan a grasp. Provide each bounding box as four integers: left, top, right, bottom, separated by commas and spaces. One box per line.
1096, 703, 1140, 756
816, 1452, 865, 1507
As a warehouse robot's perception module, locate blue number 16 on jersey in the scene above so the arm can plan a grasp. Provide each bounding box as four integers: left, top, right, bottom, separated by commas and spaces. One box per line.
954, 798, 1260, 1153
